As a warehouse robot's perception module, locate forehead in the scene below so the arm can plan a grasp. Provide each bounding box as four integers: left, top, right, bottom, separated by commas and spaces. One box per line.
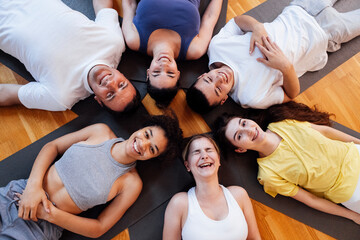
225, 117, 241, 140
149, 74, 178, 89
189, 137, 215, 151
104, 83, 136, 111
194, 81, 220, 106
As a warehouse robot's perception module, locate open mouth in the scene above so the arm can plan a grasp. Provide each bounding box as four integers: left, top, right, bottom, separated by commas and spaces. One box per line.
133, 139, 141, 155
99, 74, 111, 86
252, 128, 259, 141
199, 163, 213, 168
219, 72, 228, 83
158, 55, 171, 62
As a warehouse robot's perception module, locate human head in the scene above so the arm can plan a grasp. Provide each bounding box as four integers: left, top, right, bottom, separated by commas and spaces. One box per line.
182, 134, 221, 177
141, 113, 183, 162
147, 55, 181, 106
88, 65, 139, 112
187, 66, 234, 113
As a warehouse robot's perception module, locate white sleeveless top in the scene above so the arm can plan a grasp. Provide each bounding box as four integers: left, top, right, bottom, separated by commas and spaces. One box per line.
182, 185, 248, 240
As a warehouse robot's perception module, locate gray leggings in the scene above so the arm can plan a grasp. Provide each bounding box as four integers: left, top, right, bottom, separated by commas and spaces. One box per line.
0, 179, 63, 240
291, 0, 360, 52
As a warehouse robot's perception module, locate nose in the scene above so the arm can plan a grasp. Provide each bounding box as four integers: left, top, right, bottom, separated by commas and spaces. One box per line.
200, 151, 208, 160
142, 138, 151, 152
105, 78, 117, 89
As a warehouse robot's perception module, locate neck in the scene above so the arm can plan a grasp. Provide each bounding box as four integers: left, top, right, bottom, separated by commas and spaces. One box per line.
111, 140, 137, 165
194, 176, 222, 200
257, 129, 282, 157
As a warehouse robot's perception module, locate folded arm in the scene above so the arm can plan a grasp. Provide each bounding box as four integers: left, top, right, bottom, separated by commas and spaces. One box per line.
187, 0, 223, 60
256, 36, 300, 100
234, 14, 269, 54
292, 188, 360, 224
38, 170, 142, 237
18, 124, 114, 222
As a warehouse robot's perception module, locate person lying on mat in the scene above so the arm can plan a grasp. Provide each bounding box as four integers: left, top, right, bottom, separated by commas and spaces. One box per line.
186, 0, 360, 113
163, 134, 261, 240
121, 0, 223, 106
0, 0, 140, 112
0, 114, 183, 239
214, 101, 360, 224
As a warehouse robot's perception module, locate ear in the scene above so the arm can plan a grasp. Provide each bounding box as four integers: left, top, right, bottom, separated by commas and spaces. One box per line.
184, 161, 191, 172
197, 73, 206, 80
94, 96, 103, 107
235, 148, 247, 153
220, 95, 228, 105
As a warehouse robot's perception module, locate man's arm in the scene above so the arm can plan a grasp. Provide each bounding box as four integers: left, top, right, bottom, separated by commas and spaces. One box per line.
38, 170, 142, 238
234, 15, 269, 54
187, 0, 223, 60
0, 84, 22, 106
121, 0, 140, 50
256, 36, 300, 99
292, 188, 360, 224
93, 0, 113, 15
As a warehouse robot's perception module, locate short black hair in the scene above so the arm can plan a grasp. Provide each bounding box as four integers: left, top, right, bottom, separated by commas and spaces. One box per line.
103, 87, 141, 115
147, 78, 180, 108
186, 84, 217, 114
142, 112, 183, 163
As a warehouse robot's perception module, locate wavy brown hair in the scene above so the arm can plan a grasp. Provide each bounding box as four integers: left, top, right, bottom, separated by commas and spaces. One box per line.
214, 101, 334, 151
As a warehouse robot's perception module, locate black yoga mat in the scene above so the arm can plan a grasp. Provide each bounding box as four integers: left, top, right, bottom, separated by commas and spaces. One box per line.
0, 0, 227, 239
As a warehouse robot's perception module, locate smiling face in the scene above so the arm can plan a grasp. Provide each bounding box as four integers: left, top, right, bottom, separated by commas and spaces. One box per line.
194, 66, 234, 106
148, 54, 180, 89
185, 137, 220, 179
88, 65, 137, 112
126, 126, 168, 161
225, 117, 265, 153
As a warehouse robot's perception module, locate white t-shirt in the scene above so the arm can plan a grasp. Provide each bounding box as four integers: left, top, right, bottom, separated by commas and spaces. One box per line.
208, 6, 328, 109
0, 0, 125, 111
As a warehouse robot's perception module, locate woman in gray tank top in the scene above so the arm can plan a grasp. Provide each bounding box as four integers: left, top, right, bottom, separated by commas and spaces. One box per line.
163, 134, 261, 240
0, 114, 182, 239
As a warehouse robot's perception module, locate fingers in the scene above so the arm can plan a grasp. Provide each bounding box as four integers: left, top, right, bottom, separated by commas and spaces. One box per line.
262, 36, 275, 51
255, 41, 269, 56
30, 205, 38, 221
42, 197, 51, 213
249, 39, 255, 54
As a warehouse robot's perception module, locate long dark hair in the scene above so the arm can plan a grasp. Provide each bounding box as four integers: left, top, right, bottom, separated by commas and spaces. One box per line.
214, 101, 333, 150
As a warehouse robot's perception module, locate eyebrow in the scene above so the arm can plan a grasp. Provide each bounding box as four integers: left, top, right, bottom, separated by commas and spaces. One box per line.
233, 118, 242, 141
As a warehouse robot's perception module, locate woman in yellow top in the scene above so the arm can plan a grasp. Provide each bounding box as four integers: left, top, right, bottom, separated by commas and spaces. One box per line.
215, 101, 360, 224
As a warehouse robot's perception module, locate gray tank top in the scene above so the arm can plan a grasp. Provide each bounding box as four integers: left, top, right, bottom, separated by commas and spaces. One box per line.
54, 138, 135, 211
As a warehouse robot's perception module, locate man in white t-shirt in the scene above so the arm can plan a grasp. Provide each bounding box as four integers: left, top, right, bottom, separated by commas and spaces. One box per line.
0, 0, 140, 112
186, 0, 360, 113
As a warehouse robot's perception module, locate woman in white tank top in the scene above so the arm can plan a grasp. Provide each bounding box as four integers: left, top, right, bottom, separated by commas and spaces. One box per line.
163, 134, 261, 240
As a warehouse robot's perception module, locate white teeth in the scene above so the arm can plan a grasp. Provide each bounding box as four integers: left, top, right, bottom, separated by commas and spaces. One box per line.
253, 129, 258, 141
133, 140, 140, 154
199, 163, 212, 168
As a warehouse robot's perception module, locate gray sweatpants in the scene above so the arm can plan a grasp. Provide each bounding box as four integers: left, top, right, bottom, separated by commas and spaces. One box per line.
0, 179, 63, 240
291, 0, 360, 52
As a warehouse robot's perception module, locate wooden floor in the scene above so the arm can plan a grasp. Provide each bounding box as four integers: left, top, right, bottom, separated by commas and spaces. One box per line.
1, 0, 359, 239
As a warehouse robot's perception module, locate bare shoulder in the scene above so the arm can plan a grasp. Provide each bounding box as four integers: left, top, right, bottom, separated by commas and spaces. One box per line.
122, 168, 143, 190
168, 192, 188, 210
86, 123, 117, 141
227, 186, 250, 201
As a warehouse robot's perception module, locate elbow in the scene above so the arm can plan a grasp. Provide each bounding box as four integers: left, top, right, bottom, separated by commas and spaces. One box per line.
86, 226, 106, 239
